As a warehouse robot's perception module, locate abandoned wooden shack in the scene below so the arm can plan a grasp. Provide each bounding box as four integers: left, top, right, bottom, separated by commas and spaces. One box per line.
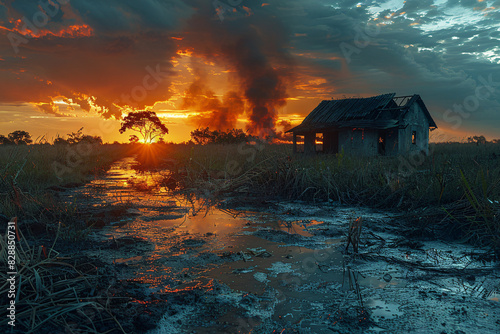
287, 93, 437, 156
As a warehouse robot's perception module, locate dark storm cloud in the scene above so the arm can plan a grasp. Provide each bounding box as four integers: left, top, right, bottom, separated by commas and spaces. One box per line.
0, 3, 8, 22
0, 0, 193, 117
446, 0, 485, 8
400, 0, 435, 14
0, 0, 499, 137
70, 0, 190, 32
9, 0, 45, 20
264, 0, 500, 133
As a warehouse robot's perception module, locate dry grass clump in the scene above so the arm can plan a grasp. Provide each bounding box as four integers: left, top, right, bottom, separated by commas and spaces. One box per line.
446, 199, 499, 255
396, 168, 500, 257
407, 170, 500, 256
450, 170, 499, 250
0, 219, 125, 333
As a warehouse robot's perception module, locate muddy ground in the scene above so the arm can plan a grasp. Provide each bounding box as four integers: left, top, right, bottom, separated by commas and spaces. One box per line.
40, 159, 500, 333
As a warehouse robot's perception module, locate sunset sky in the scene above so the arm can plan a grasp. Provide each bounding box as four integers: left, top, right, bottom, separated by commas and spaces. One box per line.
0, 0, 499, 143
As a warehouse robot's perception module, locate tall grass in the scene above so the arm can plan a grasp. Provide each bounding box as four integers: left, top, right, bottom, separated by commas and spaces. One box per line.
443, 170, 500, 256
0, 143, 128, 228
172, 142, 500, 208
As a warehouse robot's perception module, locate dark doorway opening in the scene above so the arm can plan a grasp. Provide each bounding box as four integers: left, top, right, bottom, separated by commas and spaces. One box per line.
323, 132, 339, 154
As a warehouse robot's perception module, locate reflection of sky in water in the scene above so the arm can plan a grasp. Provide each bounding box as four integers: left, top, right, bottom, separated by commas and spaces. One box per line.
83, 157, 174, 206
75, 157, 344, 295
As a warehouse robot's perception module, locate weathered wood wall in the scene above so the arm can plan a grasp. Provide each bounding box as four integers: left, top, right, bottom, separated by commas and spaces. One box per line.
398, 103, 430, 155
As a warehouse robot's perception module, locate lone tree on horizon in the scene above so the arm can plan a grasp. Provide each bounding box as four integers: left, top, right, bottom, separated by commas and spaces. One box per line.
119, 111, 168, 144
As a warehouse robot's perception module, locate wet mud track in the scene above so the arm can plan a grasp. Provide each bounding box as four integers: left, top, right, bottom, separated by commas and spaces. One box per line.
64, 159, 499, 333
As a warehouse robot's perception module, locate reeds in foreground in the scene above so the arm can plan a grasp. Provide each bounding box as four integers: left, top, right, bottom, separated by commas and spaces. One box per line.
0, 218, 125, 333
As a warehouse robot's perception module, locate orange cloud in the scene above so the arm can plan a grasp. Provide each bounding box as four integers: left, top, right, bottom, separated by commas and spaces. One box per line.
0, 30, 178, 118
6, 19, 93, 38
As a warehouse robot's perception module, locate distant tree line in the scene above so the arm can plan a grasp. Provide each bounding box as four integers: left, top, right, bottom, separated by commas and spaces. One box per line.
0, 128, 104, 145
467, 135, 500, 144
54, 128, 102, 145
190, 127, 249, 145
0, 130, 32, 145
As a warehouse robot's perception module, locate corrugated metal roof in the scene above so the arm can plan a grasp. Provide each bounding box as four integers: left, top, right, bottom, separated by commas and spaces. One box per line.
287, 93, 437, 133
301, 93, 395, 124
288, 120, 399, 133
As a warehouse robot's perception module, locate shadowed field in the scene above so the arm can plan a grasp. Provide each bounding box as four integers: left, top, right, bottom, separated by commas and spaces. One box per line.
0, 141, 499, 332
155, 142, 500, 253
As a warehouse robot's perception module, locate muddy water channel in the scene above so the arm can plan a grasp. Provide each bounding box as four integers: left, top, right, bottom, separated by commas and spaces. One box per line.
68, 158, 499, 334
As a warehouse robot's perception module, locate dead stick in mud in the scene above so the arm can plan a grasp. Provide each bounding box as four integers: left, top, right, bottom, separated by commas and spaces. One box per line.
359, 253, 497, 276
346, 217, 363, 254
